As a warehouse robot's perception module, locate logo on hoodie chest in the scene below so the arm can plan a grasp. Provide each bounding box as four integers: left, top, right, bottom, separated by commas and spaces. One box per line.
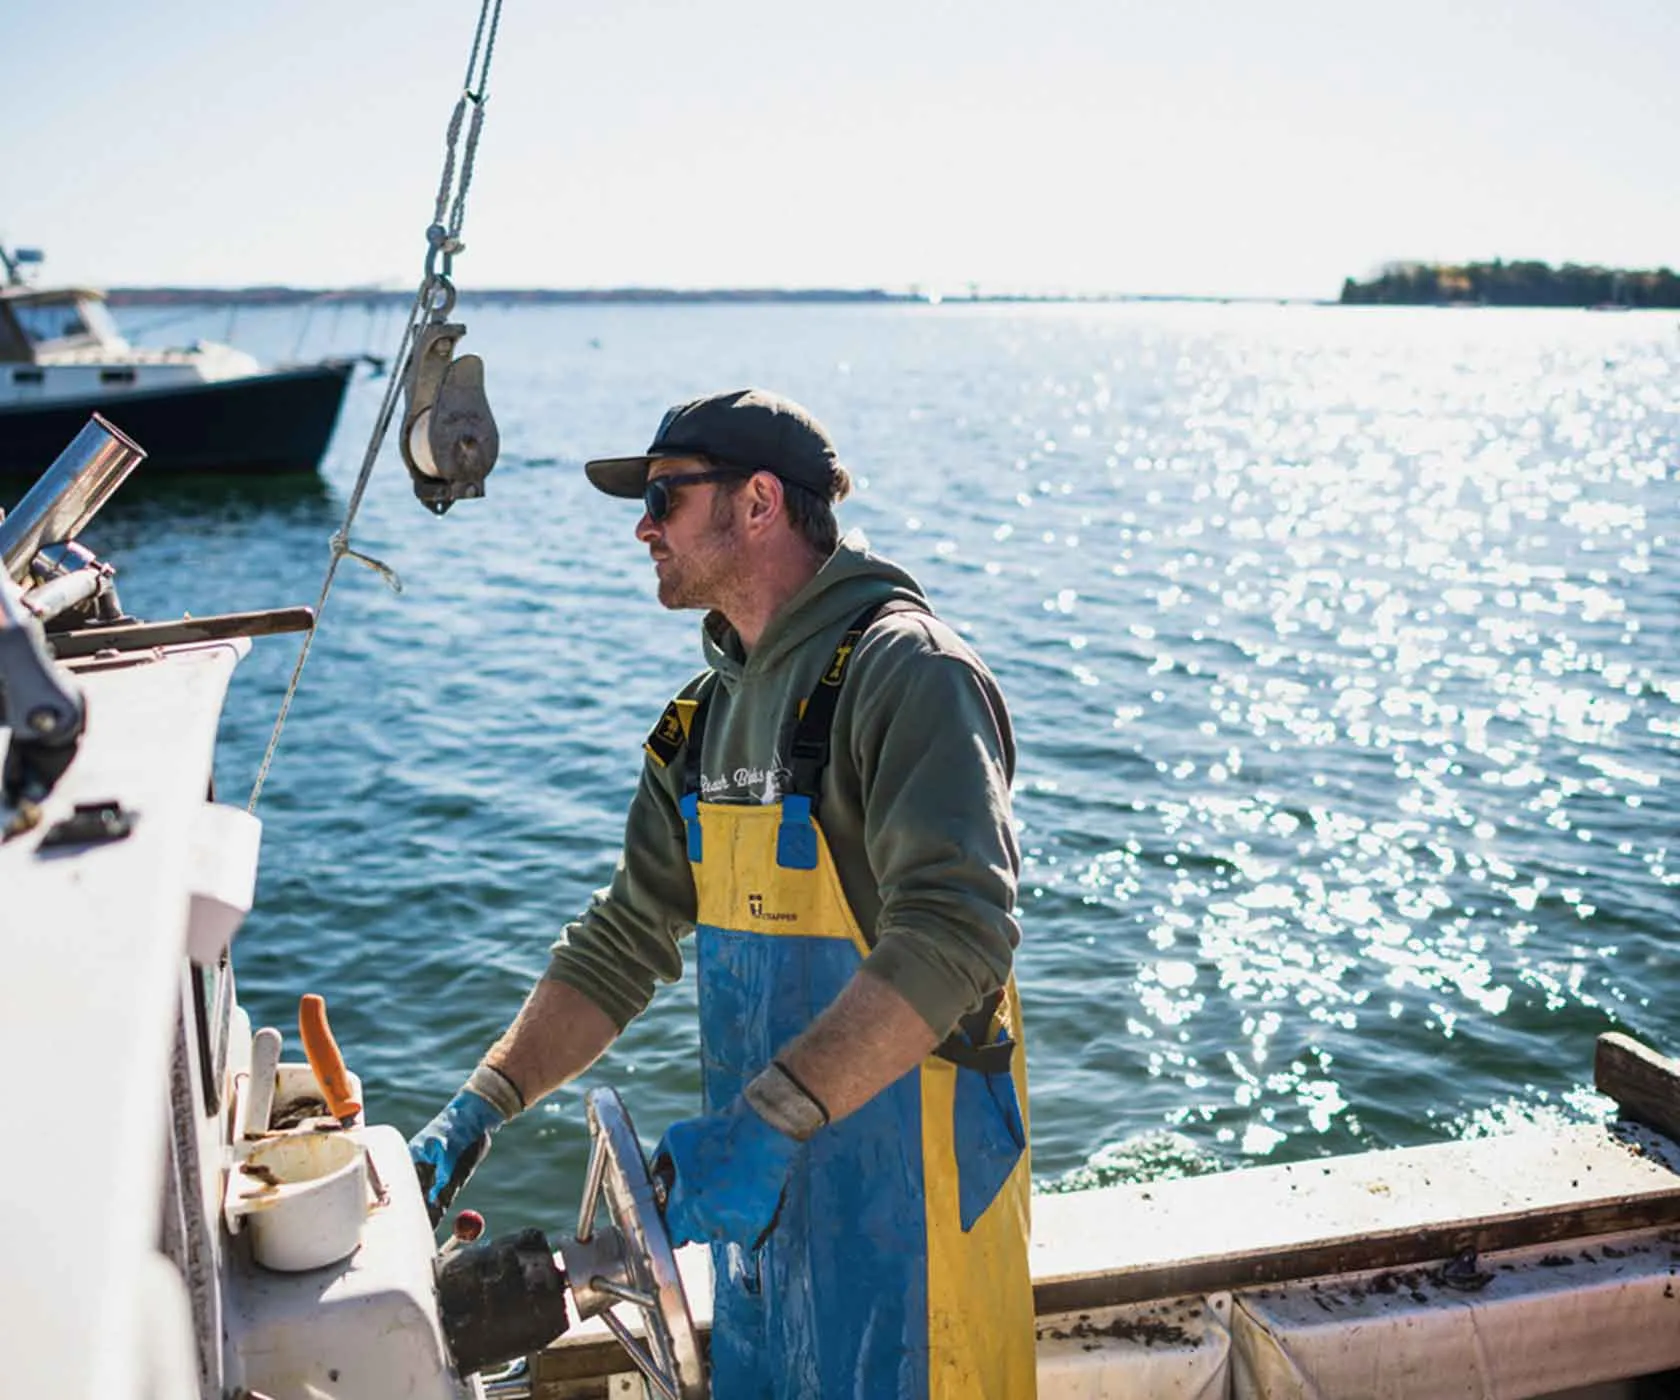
699, 753, 793, 804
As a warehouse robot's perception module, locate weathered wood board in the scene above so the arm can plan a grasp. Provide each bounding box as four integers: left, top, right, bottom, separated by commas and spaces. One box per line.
1029, 1120, 1680, 1312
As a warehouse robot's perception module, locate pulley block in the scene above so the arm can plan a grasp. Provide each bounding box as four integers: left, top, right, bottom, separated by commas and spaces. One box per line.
399, 320, 500, 515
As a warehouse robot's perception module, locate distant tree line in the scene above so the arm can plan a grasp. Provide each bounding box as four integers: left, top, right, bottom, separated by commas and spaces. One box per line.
1339, 260, 1680, 308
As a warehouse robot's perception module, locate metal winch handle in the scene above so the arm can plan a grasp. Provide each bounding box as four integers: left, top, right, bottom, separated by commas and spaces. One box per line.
556, 1087, 705, 1400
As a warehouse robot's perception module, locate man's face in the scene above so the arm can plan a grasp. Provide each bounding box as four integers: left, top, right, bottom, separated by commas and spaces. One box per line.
635, 456, 742, 611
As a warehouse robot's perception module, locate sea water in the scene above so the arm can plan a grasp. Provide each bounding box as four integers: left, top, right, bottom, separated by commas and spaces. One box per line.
87, 299, 1678, 1230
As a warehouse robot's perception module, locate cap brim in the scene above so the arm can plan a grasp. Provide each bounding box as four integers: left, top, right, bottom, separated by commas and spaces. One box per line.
584, 455, 656, 498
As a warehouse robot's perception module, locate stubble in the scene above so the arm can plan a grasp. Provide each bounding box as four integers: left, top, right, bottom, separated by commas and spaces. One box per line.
656, 488, 742, 611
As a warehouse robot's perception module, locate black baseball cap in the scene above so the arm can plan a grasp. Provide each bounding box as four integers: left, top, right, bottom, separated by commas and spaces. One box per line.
585, 388, 842, 500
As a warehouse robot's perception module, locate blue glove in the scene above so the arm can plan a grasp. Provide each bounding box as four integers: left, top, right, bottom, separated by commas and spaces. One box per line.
409, 1087, 507, 1226
653, 1097, 801, 1249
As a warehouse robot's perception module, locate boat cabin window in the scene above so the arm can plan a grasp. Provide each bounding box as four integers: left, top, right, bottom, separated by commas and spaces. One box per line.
10, 295, 122, 349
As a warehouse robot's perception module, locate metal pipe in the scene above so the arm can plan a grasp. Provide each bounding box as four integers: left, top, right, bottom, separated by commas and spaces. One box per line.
0, 414, 145, 582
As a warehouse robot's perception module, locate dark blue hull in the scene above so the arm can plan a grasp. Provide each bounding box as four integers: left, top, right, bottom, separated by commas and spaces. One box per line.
0, 360, 356, 478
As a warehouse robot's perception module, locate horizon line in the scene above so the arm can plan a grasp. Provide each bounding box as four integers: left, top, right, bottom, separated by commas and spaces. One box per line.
99, 284, 1334, 307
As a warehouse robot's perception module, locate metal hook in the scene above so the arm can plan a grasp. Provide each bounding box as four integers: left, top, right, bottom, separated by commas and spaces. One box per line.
422, 223, 449, 281
330, 537, 404, 594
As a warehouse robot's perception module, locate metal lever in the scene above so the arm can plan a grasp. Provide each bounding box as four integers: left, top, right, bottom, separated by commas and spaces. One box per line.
0, 570, 85, 806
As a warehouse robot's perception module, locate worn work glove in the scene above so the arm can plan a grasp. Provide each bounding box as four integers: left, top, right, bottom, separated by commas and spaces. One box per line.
653, 1061, 828, 1249
408, 1064, 523, 1227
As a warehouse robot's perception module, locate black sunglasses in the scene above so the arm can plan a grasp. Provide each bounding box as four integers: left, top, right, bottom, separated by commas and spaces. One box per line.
643, 468, 746, 523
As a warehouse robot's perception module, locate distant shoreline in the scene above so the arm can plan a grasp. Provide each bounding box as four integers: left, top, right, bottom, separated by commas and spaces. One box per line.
104, 286, 1332, 308
100, 277, 1680, 310
1340, 260, 1680, 309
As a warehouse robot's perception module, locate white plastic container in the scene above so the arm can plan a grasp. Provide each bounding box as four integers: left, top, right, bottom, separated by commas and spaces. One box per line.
226, 1130, 370, 1272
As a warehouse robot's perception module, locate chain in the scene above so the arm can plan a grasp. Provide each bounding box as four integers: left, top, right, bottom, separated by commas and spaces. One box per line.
247, 0, 504, 812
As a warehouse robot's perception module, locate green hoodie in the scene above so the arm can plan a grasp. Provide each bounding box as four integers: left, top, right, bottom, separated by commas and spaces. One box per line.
546, 538, 1020, 1038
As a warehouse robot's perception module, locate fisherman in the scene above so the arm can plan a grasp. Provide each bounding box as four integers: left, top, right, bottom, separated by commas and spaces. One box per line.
410, 388, 1035, 1398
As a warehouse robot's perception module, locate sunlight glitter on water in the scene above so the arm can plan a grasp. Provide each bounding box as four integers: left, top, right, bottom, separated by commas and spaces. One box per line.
1001, 305, 1676, 1186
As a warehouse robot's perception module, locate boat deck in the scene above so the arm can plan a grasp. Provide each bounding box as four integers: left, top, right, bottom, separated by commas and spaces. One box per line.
526, 1114, 1680, 1398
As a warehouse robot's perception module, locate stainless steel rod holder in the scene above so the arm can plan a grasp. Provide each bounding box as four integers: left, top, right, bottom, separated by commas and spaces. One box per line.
0, 414, 145, 583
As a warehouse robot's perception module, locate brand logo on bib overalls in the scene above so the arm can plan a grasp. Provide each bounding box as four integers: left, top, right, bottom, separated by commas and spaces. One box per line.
747, 892, 798, 922
821, 640, 855, 687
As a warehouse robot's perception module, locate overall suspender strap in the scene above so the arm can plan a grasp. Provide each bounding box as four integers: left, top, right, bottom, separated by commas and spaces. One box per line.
681, 677, 713, 798
787, 598, 927, 801
677, 677, 716, 859
642, 673, 717, 860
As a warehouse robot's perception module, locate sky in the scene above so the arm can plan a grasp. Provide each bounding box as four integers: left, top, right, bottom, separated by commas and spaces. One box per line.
5, 0, 1677, 300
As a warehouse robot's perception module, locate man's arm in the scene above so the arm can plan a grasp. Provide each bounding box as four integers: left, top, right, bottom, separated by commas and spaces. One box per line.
408, 978, 622, 1221
734, 626, 1019, 1129
653, 970, 939, 1249
845, 627, 1020, 1036
464, 747, 693, 1108
545, 751, 700, 1029
411, 721, 696, 1216
773, 968, 938, 1121
484, 976, 621, 1107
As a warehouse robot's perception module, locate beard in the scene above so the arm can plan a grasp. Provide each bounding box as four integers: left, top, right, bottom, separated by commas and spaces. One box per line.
654, 503, 740, 611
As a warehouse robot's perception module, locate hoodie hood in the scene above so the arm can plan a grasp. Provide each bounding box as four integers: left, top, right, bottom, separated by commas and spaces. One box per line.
701, 533, 927, 689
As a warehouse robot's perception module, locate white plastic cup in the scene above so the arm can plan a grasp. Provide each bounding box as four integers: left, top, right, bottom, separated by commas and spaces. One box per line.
231, 1131, 369, 1272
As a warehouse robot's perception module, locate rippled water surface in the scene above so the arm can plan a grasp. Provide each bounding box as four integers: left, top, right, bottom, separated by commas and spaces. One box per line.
83, 300, 1679, 1229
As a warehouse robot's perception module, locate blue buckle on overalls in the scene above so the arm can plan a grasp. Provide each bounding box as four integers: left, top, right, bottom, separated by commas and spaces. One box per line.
680, 791, 703, 861
776, 794, 818, 870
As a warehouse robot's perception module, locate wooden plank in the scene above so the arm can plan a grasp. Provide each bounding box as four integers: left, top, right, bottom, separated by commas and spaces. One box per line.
1032, 1190, 1680, 1313
1595, 1032, 1680, 1143
50, 606, 313, 659
1028, 1121, 1680, 1313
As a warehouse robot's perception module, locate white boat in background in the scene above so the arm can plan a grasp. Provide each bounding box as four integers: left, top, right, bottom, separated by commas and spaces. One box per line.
0, 242, 360, 479
3, 417, 1680, 1400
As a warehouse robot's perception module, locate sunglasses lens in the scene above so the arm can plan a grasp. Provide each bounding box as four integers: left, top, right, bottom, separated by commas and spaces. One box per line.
645, 479, 671, 521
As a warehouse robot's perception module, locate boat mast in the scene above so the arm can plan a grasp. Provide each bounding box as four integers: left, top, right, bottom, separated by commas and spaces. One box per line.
0, 243, 44, 287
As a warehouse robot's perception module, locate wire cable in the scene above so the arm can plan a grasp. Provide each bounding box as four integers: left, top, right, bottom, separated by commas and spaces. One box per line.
247, 0, 504, 812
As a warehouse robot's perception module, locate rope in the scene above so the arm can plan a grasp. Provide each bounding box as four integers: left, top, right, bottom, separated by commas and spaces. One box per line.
247, 0, 504, 812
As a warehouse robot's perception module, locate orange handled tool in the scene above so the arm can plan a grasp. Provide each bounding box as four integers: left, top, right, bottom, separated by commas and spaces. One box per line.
299, 993, 362, 1124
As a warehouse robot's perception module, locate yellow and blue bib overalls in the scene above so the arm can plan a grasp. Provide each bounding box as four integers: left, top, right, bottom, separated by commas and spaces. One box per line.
649, 601, 1036, 1399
